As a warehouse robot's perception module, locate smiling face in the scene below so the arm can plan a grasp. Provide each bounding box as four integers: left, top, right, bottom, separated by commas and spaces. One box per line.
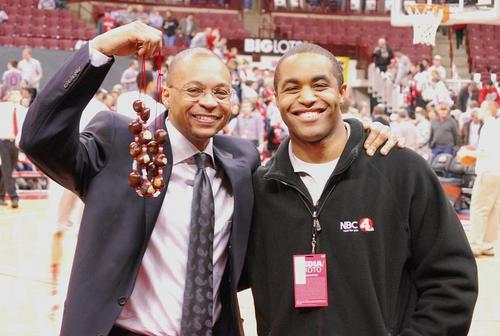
275, 52, 346, 144
163, 53, 232, 150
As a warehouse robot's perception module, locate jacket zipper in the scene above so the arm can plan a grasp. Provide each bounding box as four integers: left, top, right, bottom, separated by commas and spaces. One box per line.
271, 178, 338, 254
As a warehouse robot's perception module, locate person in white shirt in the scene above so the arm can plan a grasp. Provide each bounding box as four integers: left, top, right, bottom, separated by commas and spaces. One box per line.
38, 0, 56, 10
0, 90, 27, 208
459, 101, 500, 257
428, 54, 446, 81
414, 107, 431, 159
18, 48, 43, 90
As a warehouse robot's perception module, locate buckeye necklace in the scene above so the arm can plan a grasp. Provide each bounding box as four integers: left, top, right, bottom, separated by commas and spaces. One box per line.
127, 52, 168, 197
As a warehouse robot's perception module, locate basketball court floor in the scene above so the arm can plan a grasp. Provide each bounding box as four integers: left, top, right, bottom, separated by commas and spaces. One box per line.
0, 199, 498, 335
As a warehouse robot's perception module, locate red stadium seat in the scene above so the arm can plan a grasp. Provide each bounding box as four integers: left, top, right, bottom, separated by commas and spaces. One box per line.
20, 25, 33, 37
46, 38, 59, 49
32, 16, 45, 28
60, 17, 72, 28
0, 36, 15, 47
14, 36, 29, 47
58, 39, 75, 50
1, 24, 15, 37
31, 37, 45, 49
46, 26, 59, 38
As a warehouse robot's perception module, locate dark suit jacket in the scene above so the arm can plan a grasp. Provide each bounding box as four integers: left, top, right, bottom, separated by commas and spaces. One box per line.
20, 45, 260, 336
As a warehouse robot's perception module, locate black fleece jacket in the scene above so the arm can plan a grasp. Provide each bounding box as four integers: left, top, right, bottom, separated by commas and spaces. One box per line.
246, 119, 477, 336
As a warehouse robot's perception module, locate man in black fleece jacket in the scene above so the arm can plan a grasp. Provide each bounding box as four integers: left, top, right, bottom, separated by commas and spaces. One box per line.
245, 44, 478, 336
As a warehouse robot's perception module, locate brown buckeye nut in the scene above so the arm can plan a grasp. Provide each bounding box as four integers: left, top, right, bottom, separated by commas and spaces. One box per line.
147, 141, 159, 155
147, 163, 159, 177
128, 172, 143, 188
140, 107, 151, 122
129, 142, 142, 158
139, 180, 155, 196
154, 129, 167, 144
152, 177, 165, 189
133, 100, 145, 113
128, 120, 143, 135
154, 153, 168, 167
139, 130, 153, 145
136, 152, 150, 166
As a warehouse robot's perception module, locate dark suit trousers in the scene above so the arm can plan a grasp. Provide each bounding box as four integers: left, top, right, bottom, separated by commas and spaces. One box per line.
0, 139, 18, 199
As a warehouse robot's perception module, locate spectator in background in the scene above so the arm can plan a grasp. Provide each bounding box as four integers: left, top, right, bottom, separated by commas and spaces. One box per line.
461, 108, 482, 148
457, 82, 479, 112
116, 6, 136, 26
18, 48, 43, 92
429, 102, 460, 157
0, 91, 27, 209
0, 8, 8, 23
2, 60, 22, 98
135, 5, 149, 24
429, 70, 453, 108
179, 15, 197, 47
244, 0, 253, 11
396, 109, 417, 150
372, 103, 390, 126
101, 12, 116, 33
207, 27, 220, 51
453, 24, 466, 49
190, 27, 212, 48
428, 55, 446, 81
116, 70, 165, 120
148, 10, 163, 30
162, 10, 179, 47
120, 59, 139, 92
38, 0, 56, 10
214, 37, 228, 59
478, 80, 500, 105
460, 101, 500, 257
228, 100, 264, 147
394, 50, 411, 88
372, 38, 393, 72
415, 107, 431, 158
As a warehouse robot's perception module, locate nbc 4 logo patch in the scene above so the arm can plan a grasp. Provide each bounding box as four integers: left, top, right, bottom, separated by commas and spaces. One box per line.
340, 217, 375, 233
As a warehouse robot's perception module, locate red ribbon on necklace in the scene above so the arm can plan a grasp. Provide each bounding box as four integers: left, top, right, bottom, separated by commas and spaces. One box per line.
128, 48, 168, 198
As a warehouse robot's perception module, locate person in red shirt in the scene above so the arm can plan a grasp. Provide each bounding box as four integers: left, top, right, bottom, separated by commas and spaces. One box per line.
102, 12, 116, 32
478, 80, 500, 105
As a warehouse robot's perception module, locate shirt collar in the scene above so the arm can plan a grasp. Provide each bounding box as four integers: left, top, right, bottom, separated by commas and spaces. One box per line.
165, 119, 214, 166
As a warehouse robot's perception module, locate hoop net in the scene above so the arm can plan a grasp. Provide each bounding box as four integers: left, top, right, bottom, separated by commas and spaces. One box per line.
406, 4, 449, 46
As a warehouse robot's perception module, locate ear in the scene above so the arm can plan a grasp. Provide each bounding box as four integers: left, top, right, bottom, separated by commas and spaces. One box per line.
162, 86, 170, 107
339, 83, 348, 97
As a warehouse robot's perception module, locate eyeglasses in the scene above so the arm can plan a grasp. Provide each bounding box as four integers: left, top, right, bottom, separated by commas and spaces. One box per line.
169, 85, 232, 103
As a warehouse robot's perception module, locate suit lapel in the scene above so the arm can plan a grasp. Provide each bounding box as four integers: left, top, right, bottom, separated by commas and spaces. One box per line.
213, 144, 253, 288
144, 113, 173, 238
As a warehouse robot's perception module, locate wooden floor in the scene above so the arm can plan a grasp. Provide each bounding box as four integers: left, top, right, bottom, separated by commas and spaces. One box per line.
0, 200, 498, 336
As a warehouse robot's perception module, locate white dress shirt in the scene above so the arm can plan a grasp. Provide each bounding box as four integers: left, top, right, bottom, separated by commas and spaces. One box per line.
115, 120, 234, 335
0, 101, 27, 144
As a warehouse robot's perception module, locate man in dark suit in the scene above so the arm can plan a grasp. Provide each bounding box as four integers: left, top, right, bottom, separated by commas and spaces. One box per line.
20, 22, 259, 336
20, 22, 393, 336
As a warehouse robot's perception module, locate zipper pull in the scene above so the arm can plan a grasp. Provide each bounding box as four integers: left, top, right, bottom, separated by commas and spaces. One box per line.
312, 209, 321, 232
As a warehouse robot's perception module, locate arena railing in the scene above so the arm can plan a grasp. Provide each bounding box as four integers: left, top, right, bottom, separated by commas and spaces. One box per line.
264, 0, 390, 15
66, 0, 243, 11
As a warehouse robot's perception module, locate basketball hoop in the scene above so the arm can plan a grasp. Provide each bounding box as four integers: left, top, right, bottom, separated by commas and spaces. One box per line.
406, 4, 450, 46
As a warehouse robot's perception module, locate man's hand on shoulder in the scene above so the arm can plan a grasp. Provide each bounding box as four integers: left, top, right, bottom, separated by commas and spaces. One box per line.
91, 21, 163, 58
362, 121, 405, 156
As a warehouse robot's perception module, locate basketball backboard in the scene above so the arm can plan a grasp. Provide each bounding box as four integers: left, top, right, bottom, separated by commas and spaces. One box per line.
391, 0, 500, 26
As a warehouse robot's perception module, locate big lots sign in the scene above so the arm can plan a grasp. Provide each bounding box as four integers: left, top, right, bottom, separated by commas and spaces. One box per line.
243, 38, 303, 55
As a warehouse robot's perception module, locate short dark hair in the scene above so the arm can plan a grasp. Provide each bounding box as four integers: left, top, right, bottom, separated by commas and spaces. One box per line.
136, 70, 154, 88
274, 43, 344, 91
8, 60, 18, 68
